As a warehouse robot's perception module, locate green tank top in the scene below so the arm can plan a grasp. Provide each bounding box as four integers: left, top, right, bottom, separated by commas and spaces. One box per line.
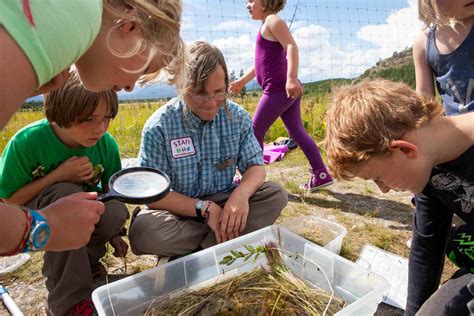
0, 0, 102, 85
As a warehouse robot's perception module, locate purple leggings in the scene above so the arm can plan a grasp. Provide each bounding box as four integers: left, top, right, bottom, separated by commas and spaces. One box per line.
252, 91, 325, 171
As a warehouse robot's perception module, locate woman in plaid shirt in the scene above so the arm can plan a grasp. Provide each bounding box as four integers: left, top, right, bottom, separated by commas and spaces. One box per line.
129, 41, 288, 259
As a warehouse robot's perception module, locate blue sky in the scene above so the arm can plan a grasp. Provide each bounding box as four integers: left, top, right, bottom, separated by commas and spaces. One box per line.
30, 1, 423, 102
180, 0, 421, 82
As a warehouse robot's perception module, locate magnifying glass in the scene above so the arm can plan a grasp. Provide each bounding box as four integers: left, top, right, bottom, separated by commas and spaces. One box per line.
97, 167, 171, 204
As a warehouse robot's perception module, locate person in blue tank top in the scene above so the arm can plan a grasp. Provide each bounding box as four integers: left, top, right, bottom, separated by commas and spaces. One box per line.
413, 0, 474, 116
409, 2, 474, 315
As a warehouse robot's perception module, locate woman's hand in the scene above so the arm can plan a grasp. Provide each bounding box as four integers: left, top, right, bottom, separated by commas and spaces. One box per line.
219, 193, 250, 242
206, 202, 223, 243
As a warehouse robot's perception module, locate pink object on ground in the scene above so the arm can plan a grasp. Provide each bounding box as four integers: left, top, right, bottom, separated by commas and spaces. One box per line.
263, 144, 289, 164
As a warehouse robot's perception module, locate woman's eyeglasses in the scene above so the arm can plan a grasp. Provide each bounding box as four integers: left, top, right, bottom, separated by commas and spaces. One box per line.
193, 92, 228, 103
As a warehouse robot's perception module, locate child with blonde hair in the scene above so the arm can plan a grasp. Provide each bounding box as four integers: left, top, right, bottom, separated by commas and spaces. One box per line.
1, 0, 184, 127
229, 0, 333, 191
325, 79, 474, 316
413, 0, 474, 115
0, 0, 185, 264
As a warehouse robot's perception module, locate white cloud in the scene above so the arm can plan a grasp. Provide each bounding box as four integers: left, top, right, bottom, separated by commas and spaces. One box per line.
181, 15, 195, 33
357, 1, 422, 58
284, 22, 378, 81
211, 35, 255, 74
294, 0, 422, 81
214, 20, 256, 32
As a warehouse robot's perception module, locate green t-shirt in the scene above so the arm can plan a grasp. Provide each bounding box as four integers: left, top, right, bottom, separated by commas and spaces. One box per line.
0, 0, 102, 86
0, 119, 121, 198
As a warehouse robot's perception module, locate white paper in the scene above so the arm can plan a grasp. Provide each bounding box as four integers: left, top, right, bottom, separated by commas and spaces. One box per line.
356, 244, 408, 309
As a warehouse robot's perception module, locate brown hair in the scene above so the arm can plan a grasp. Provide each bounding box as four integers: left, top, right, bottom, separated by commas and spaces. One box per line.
102, 0, 185, 86
262, 0, 286, 13
324, 79, 443, 180
181, 41, 229, 99
44, 73, 118, 128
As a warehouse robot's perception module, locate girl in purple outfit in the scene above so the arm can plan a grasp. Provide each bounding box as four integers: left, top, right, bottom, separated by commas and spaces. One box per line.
229, 0, 333, 191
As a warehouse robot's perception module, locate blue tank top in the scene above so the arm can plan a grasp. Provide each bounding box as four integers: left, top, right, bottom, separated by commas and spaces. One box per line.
426, 26, 474, 115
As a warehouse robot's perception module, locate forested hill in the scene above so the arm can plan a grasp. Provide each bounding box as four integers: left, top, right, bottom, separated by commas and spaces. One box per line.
357, 47, 415, 88
303, 47, 415, 95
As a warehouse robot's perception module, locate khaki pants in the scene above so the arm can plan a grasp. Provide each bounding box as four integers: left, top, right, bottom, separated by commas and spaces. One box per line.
129, 181, 287, 257
25, 182, 129, 315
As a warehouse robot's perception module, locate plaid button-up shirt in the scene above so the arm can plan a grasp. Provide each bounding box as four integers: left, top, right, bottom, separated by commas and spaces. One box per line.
138, 98, 263, 198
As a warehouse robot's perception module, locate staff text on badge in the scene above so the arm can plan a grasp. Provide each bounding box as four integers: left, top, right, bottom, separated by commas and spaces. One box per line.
171, 137, 196, 158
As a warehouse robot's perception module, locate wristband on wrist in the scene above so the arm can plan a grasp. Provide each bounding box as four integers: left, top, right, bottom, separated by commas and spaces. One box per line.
195, 199, 205, 219
0, 205, 31, 256
204, 201, 213, 223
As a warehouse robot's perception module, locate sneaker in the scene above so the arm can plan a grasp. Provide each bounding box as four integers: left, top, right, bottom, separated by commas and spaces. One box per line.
67, 298, 97, 316
299, 167, 334, 191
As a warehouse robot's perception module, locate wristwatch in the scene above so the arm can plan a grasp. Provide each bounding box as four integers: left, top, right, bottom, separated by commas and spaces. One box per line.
195, 199, 206, 218
23, 209, 51, 252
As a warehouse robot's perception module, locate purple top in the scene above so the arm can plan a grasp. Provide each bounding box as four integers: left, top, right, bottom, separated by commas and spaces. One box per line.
255, 29, 287, 94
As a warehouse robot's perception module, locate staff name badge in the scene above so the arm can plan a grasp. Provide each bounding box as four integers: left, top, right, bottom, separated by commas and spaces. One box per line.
171, 137, 195, 158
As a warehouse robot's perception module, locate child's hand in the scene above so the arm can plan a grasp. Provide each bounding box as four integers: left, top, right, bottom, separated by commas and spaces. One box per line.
109, 236, 129, 257
286, 77, 303, 99
52, 156, 94, 183
229, 80, 244, 96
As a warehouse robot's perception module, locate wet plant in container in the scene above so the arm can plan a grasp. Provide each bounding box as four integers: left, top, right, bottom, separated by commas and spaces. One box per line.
145, 242, 345, 315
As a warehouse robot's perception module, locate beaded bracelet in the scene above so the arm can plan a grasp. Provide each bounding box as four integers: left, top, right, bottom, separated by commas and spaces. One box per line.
0, 204, 32, 256
204, 200, 213, 223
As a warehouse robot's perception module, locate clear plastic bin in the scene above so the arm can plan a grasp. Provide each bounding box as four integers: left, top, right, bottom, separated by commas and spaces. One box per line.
0, 254, 30, 275
93, 225, 388, 315
281, 215, 347, 254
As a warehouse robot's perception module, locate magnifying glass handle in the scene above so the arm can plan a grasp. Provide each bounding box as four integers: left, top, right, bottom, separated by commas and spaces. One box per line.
97, 193, 114, 203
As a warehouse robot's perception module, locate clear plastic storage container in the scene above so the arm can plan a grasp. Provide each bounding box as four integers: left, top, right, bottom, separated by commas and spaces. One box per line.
281, 215, 347, 254
93, 225, 388, 315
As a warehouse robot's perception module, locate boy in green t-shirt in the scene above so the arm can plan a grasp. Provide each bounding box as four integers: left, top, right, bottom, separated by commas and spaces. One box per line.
0, 74, 129, 315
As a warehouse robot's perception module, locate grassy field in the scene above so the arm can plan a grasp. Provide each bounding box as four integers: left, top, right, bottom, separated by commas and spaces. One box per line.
0, 93, 330, 157
0, 92, 457, 315
0, 92, 437, 265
